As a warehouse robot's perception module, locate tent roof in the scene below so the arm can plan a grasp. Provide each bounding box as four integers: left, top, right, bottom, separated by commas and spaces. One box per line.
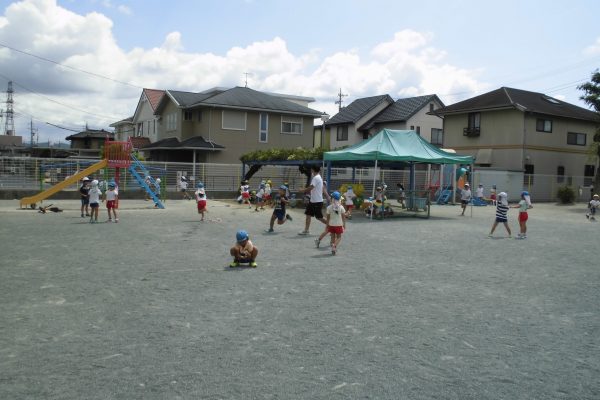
324, 129, 474, 164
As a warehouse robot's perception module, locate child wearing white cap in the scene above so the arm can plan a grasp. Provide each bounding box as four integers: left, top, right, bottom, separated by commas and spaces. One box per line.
460, 183, 472, 216
587, 194, 600, 220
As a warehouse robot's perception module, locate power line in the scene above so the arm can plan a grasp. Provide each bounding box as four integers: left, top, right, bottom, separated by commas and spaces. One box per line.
0, 42, 143, 89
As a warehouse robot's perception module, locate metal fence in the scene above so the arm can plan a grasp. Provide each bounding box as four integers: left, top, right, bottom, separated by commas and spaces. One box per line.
0, 156, 595, 202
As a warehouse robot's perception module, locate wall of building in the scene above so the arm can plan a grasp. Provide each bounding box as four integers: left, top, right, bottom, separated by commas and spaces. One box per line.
405, 101, 444, 142
156, 100, 181, 141
134, 98, 159, 142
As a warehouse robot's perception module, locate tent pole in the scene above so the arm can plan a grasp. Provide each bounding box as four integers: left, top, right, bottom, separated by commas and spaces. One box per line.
371, 159, 378, 220
470, 163, 474, 218
326, 161, 332, 190
352, 166, 356, 183
452, 164, 457, 205
410, 162, 416, 210
439, 164, 444, 203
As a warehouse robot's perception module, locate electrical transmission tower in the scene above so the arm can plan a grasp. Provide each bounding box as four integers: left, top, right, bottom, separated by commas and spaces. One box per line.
335, 88, 347, 112
4, 81, 14, 135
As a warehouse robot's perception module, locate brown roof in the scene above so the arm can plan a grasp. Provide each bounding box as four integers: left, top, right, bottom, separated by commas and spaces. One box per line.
144, 88, 165, 111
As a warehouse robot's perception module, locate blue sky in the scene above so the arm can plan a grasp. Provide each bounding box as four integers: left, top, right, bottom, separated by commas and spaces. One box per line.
0, 0, 598, 142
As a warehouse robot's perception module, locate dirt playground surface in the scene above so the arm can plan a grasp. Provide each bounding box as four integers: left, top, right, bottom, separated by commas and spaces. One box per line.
0, 198, 598, 399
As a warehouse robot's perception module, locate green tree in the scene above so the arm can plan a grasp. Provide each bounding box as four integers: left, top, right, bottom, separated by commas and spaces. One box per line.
578, 69, 600, 188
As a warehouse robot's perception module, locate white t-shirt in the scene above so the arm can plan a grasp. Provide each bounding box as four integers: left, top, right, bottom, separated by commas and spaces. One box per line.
180, 180, 188, 190
344, 190, 355, 206
461, 188, 472, 201
590, 199, 600, 209
476, 187, 484, 198
326, 204, 345, 226
195, 188, 206, 200
256, 188, 265, 198
310, 174, 324, 203
89, 187, 102, 204
105, 189, 117, 201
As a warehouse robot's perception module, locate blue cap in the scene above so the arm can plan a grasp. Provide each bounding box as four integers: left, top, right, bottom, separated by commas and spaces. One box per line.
197, 182, 204, 189
347, 185, 352, 189
331, 191, 341, 200
521, 191, 529, 196
279, 185, 287, 190
108, 181, 116, 188
236, 230, 249, 243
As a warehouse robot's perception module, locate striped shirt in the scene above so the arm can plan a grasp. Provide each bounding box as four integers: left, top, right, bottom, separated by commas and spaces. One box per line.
495, 204, 509, 220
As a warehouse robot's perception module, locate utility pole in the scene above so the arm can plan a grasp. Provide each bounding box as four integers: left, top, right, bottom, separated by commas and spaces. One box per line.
4, 81, 14, 135
30, 119, 37, 147
335, 88, 347, 112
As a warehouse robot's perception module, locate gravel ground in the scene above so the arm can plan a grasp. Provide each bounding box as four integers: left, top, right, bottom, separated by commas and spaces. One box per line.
0, 198, 598, 399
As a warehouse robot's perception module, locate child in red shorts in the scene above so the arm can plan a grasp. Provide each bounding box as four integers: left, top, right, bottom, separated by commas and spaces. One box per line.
195, 182, 207, 221
104, 181, 119, 222
343, 185, 356, 219
326, 191, 346, 255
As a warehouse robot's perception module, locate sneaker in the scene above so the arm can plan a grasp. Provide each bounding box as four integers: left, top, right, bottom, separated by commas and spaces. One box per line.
487, 234, 493, 238
586, 213, 590, 219
85, 213, 90, 217
266, 228, 274, 233
115, 218, 119, 223
108, 219, 112, 222
331, 244, 337, 255
229, 261, 240, 268
255, 209, 259, 212
286, 214, 293, 221
298, 230, 309, 235
314, 238, 320, 248
249, 261, 257, 268
81, 213, 84, 218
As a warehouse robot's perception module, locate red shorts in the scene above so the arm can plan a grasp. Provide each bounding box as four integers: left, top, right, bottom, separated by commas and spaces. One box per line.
106, 200, 117, 209
490, 194, 497, 200
242, 192, 250, 199
518, 212, 528, 222
328, 225, 344, 234
345, 204, 354, 210
197, 200, 207, 211
264, 194, 271, 200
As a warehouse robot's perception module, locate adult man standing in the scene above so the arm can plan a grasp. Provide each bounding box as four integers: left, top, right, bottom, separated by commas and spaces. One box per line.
299, 165, 327, 235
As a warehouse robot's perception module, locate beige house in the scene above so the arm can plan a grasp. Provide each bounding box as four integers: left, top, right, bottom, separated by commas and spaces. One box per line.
325, 94, 445, 149
433, 87, 600, 184
144, 86, 323, 164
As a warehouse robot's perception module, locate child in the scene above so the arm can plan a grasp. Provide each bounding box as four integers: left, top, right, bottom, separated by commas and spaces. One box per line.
264, 179, 272, 206
514, 191, 532, 238
343, 185, 356, 219
325, 191, 346, 255
88, 179, 102, 223
490, 185, 497, 205
195, 182, 207, 221
240, 180, 251, 207
79, 177, 90, 217
255, 182, 265, 211
104, 181, 119, 223
266, 185, 293, 232
586, 193, 600, 220
460, 183, 471, 216
180, 176, 191, 200
230, 230, 258, 268
488, 192, 511, 238
144, 174, 152, 201
397, 183, 406, 208
476, 184, 484, 201
374, 185, 386, 218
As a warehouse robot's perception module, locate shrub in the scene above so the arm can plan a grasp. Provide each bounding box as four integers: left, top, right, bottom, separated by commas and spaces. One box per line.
556, 185, 576, 204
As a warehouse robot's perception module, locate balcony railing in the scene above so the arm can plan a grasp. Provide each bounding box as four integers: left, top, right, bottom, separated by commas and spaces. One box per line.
463, 127, 480, 137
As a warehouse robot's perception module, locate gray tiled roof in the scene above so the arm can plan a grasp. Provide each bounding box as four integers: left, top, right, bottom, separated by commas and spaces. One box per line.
326, 95, 393, 125
192, 87, 323, 117
434, 87, 600, 122
168, 91, 213, 107
360, 95, 442, 131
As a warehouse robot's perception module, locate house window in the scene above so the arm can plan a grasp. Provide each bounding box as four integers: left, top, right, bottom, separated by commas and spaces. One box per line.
184, 111, 193, 121
410, 125, 414, 130
536, 118, 552, 132
281, 116, 303, 134
567, 132, 586, 146
524, 164, 534, 185
222, 110, 247, 131
429, 103, 434, 112
416, 126, 421, 135
556, 166, 565, 183
431, 128, 443, 145
336, 125, 348, 141
584, 165, 595, 186
259, 113, 268, 143
464, 112, 481, 136
137, 123, 143, 136
166, 113, 177, 131
197, 110, 203, 122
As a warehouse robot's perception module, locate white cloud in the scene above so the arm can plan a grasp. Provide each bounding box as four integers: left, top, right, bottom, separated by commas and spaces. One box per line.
583, 37, 600, 56
0, 0, 486, 141
116, 5, 131, 15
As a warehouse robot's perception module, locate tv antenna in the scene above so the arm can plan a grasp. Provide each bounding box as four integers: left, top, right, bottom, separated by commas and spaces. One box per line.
335, 88, 347, 111
243, 72, 253, 88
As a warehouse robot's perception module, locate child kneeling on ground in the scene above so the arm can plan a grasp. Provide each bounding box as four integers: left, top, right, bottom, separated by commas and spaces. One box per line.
230, 230, 258, 268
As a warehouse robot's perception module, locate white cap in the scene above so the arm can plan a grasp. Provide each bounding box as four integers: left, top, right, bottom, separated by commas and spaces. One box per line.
155, 178, 161, 183
83, 177, 90, 181
91, 179, 99, 186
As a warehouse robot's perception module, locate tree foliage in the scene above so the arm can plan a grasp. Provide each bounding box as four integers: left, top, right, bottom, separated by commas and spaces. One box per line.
578, 69, 600, 113
240, 147, 325, 163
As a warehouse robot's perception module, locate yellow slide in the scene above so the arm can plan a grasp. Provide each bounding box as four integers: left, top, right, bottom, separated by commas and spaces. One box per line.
20, 159, 108, 208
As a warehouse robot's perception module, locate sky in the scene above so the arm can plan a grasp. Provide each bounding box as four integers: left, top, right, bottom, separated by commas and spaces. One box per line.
0, 0, 598, 143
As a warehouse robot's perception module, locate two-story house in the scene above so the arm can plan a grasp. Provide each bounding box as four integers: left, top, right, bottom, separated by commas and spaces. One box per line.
142, 86, 323, 163
65, 128, 114, 158
325, 94, 445, 149
432, 87, 600, 184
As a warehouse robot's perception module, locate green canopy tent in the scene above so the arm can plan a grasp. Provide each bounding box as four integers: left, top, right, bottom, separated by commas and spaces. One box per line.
323, 129, 474, 215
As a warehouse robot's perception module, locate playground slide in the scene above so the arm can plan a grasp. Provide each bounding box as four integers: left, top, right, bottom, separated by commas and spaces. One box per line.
20, 159, 108, 208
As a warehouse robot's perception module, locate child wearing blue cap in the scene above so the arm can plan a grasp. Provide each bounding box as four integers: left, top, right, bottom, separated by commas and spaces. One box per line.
266, 185, 293, 232
195, 182, 207, 221
104, 180, 119, 223
325, 191, 346, 255
230, 230, 258, 268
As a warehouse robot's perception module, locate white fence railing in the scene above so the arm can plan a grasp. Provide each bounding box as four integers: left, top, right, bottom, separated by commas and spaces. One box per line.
0, 157, 595, 202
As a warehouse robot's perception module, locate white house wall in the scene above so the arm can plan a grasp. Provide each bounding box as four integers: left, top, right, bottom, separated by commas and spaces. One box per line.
405, 99, 444, 142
